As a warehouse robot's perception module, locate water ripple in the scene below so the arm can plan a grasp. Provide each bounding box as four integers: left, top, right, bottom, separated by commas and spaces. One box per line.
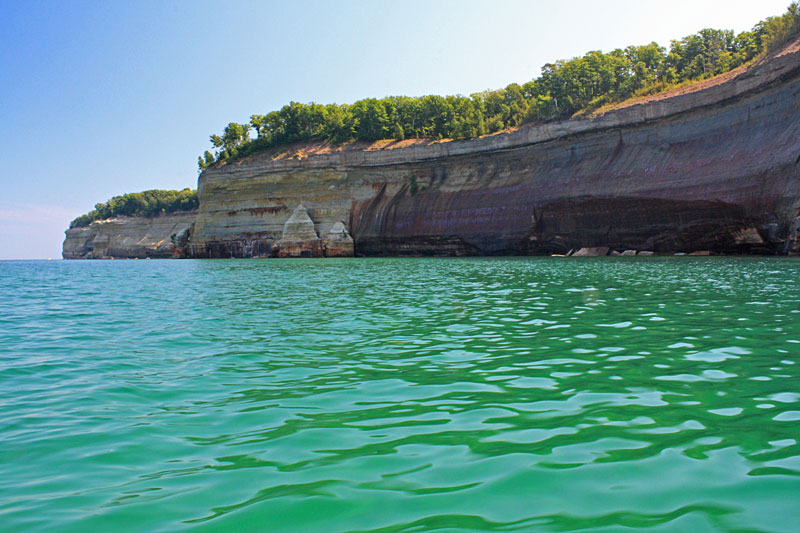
0, 257, 798, 531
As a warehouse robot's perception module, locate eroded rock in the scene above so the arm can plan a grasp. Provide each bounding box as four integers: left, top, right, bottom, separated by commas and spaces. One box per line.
788, 217, 800, 255
323, 221, 354, 257
733, 227, 764, 245
273, 204, 322, 258
572, 247, 610, 257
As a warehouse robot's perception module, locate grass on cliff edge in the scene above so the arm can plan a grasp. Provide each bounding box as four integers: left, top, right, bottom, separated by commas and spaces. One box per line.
70, 189, 198, 228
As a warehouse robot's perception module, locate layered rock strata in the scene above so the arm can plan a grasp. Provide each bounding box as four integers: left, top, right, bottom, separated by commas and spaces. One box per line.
64, 39, 800, 259
62, 212, 195, 259
323, 221, 355, 257
186, 38, 800, 257
271, 205, 354, 257
273, 204, 322, 258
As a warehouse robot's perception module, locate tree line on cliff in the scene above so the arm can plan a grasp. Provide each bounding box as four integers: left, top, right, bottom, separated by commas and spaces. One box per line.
70, 189, 198, 227
198, 3, 800, 171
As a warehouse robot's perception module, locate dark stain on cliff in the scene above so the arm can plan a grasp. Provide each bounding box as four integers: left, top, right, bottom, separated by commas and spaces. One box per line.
352, 182, 388, 241
605, 131, 625, 168
245, 206, 286, 216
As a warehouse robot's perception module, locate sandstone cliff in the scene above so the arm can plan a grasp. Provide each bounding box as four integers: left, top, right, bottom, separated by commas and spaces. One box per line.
185, 38, 800, 257
62, 212, 195, 259
63, 38, 800, 259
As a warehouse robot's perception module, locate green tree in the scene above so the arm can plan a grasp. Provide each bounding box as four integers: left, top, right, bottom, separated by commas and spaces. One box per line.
70, 189, 199, 227
392, 122, 405, 141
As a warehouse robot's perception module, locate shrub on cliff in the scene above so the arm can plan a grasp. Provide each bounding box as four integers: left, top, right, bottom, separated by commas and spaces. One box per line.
761, 1, 800, 53
70, 189, 198, 228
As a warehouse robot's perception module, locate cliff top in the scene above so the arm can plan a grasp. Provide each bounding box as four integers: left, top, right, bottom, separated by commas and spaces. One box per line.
70, 189, 198, 228
201, 5, 800, 172
589, 34, 800, 116
203, 34, 800, 175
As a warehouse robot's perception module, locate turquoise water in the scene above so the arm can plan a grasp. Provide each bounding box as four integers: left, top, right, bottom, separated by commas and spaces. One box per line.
1, 257, 799, 532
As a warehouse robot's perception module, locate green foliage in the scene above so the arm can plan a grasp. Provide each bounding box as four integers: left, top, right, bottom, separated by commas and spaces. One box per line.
760, 1, 800, 53
199, 4, 800, 166
392, 122, 405, 141
197, 150, 215, 172
70, 189, 198, 228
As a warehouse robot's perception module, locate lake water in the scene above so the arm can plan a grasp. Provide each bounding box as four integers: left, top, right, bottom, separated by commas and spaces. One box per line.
1, 257, 799, 532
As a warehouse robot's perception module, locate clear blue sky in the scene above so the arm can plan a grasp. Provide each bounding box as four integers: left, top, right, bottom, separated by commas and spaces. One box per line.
0, 0, 791, 259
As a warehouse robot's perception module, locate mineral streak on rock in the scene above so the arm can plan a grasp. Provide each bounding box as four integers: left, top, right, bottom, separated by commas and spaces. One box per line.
183, 37, 800, 258
273, 204, 322, 258
62, 212, 196, 259
323, 221, 354, 257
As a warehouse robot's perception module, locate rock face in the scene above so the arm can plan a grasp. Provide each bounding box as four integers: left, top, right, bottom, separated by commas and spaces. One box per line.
62, 212, 195, 259
323, 221, 355, 257
65, 38, 800, 259
273, 204, 322, 258
185, 38, 800, 258
788, 217, 800, 254
572, 247, 610, 257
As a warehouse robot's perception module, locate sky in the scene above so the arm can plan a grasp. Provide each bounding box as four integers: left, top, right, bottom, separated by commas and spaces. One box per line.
0, 0, 792, 259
